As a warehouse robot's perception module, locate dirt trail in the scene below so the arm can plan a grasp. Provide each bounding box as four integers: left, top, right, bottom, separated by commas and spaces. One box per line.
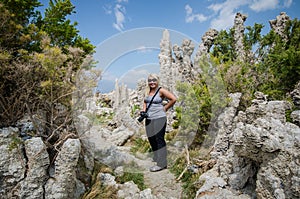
132, 152, 183, 199
86, 126, 183, 198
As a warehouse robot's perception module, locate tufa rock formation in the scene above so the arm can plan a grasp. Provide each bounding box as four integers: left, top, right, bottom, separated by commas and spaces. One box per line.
269, 12, 290, 42
233, 12, 247, 62
196, 92, 300, 198
1, 12, 299, 199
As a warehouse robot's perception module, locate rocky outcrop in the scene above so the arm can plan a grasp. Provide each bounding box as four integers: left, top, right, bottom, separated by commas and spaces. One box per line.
180, 39, 195, 82
19, 137, 50, 199
0, 127, 84, 199
291, 81, 300, 108
196, 92, 300, 199
45, 139, 82, 199
195, 28, 218, 58
1, 11, 298, 199
233, 13, 247, 62
269, 12, 290, 42
159, 29, 174, 91
95, 172, 158, 199
0, 127, 27, 198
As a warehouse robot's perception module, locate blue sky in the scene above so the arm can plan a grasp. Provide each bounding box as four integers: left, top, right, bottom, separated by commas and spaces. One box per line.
39, 0, 299, 93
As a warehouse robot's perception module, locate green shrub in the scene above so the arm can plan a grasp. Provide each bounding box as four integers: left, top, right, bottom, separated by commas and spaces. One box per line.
169, 149, 203, 199
130, 137, 151, 154
116, 172, 147, 190
8, 135, 23, 151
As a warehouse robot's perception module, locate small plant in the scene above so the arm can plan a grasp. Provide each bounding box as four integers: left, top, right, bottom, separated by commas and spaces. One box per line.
82, 161, 117, 199
130, 137, 151, 154
82, 181, 118, 199
8, 135, 23, 151
165, 129, 178, 141
84, 111, 114, 125
169, 149, 204, 199
131, 104, 140, 117
116, 172, 147, 190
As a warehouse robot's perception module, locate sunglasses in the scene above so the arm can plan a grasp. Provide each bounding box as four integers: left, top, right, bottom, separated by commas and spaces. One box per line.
148, 78, 157, 83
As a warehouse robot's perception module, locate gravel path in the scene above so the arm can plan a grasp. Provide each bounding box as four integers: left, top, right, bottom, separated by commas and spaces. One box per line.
83, 123, 183, 198
132, 152, 183, 199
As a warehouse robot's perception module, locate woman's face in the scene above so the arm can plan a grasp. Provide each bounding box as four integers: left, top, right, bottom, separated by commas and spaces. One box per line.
148, 77, 158, 89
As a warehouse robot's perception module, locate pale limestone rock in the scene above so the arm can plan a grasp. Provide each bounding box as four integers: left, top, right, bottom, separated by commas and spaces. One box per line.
194, 28, 218, 71
291, 81, 300, 107
159, 29, 173, 91
98, 173, 117, 187
104, 125, 134, 146
94, 145, 136, 170
139, 188, 157, 199
19, 137, 49, 199
197, 188, 250, 199
234, 13, 247, 62
291, 110, 300, 126
180, 39, 195, 82
117, 181, 141, 198
197, 169, 226, 193
269, 12, 290, 42
45, 139, 81, 199
198, 92, 300, 199
0, 127, 26, 198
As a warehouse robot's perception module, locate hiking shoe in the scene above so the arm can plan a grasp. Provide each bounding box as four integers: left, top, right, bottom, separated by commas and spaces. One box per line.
149, 165, 167, 172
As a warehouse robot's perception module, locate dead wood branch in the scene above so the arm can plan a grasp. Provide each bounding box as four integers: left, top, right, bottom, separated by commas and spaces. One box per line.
176, 145, 191, 181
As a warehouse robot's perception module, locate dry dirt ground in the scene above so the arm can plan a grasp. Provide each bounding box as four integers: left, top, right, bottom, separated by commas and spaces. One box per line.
131, 151, 183, 199
85, 126, 183, 198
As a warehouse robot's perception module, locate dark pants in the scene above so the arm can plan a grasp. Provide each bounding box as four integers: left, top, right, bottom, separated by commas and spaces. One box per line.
145, 117, 167, 167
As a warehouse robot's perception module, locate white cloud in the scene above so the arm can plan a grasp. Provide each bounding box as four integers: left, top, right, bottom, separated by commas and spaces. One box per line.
103, 1, 128, 32
210, 12, 236, 30
119, 65, 159, 89
103, 5, 112, 14
208, 0, 248, 30
284, 0, 293, 7
208, 3, 223, 13
185, 4, 193, 15
113, 4, 126, 31
249, 0, 279, 12
185, 4, 208, 23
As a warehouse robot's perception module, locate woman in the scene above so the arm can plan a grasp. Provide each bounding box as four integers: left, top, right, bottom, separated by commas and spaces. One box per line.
141, 73, 176, 172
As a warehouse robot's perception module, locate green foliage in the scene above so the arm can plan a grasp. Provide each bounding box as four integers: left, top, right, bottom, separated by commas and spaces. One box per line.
0, 0, 96, 128
176, 82, 203, 133
217, 60, 260, 109
212, 29, 235, 62
165, 129, 178, 141
83, 111, 114, 126
131, 104, 140, 117
258, 18, 300, 98
210, 16, 300, 105
40, 0, 94, 54
8, 135, 23, 151
130, 137, 151, 154
42, 0, 77, 45
169, 150, 203, 199
0, 0, 42, 50
176, 55, 228, 147
82, 161, 117, 199
244, 23, 264, 55
116, 172, 147, 190
0, 0, 41, 25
